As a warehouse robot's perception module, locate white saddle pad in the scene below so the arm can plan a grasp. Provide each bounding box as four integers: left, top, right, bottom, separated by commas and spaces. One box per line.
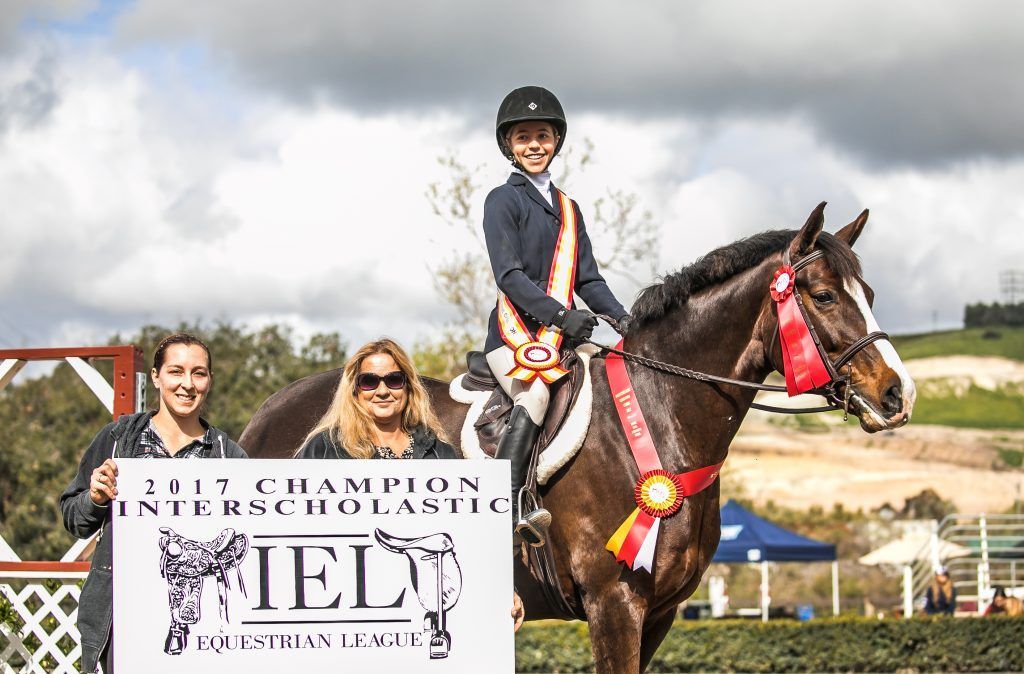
448, 344, 598, 486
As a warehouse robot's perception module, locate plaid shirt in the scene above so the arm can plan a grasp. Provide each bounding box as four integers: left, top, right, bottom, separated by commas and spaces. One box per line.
135, 420, 214, 459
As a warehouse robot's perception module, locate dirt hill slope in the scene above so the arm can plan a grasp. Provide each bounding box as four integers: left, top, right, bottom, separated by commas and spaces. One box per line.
729, 355, 1024, 512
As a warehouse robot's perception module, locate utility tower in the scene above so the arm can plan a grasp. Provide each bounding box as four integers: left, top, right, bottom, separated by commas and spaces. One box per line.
999, 270, 1024, 304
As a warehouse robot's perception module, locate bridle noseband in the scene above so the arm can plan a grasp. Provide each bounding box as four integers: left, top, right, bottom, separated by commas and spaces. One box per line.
589, 247, 891, 418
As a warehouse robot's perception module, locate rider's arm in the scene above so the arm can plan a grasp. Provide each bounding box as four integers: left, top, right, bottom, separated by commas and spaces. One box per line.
60, 423, 116, 539
483, 186, 566, 327
571, 201, 628, 320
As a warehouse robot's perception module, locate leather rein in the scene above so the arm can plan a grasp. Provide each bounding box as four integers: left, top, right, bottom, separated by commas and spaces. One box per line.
589, 250, 890, 417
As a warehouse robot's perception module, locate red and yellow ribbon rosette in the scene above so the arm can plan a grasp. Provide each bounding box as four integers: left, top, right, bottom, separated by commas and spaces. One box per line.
495, 190, 579, 384
606, 470, 683, 572
635, 470, 684, 517
604, 344, 724, 573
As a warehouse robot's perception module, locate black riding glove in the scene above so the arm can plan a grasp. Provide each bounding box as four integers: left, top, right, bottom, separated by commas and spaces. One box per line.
552, 308, 598, 340
615, 315, 633, 336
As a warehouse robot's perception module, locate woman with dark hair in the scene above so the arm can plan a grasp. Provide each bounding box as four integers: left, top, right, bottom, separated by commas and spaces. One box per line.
985, 586, 1023, 616
59, 332, 247, 673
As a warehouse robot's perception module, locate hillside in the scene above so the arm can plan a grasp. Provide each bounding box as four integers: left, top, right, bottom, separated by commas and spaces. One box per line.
891, 326, 1024, 361
731, 327, 1024, 513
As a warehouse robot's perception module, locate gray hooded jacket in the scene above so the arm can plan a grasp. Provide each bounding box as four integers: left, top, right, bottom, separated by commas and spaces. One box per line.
59, 411, 246, 672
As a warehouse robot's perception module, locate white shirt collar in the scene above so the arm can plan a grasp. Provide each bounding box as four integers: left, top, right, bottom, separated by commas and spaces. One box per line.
513, 168, 553, 206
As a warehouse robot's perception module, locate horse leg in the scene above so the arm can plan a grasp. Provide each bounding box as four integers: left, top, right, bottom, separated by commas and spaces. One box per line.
584, 589, 645, 674
638, 610, 676, 673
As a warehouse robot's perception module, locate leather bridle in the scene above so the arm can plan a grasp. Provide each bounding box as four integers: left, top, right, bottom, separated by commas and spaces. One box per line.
588, 247, 891, 418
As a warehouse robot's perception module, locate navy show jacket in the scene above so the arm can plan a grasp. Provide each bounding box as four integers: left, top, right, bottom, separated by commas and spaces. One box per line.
482, 172, 628, 352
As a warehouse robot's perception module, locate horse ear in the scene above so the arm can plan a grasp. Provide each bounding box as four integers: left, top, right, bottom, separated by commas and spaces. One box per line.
789, 201, 826, 258
835, 209, 869, 248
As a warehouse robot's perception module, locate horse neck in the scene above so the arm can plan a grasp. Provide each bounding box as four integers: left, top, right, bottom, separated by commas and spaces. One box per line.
623, 256, 779, 470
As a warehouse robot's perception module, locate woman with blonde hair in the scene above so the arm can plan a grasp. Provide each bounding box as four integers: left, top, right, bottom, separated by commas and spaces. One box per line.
924, 566, 957, 615
296, 338, 526, 631
296, 338, 456, 460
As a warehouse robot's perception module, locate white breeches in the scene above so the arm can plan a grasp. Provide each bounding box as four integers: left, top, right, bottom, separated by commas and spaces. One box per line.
485, 346, 551, 426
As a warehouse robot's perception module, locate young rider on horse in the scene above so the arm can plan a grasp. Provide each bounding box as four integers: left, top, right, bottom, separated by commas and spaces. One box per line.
484, 86, 631, 542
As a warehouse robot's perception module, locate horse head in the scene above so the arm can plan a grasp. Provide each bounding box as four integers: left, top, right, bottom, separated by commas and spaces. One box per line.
767, 202, 917, 432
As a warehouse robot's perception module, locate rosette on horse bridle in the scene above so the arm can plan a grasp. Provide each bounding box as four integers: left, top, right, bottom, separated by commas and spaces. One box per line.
604, 344, 723, 573
496, 190, 579, 384
771, 264, 833, 395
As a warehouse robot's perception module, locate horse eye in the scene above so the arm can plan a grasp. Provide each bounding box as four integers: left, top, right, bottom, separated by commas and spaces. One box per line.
812, 291, 835, 305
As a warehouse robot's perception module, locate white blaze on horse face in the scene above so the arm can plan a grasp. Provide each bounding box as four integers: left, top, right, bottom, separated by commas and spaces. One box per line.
844, 279, 917, 417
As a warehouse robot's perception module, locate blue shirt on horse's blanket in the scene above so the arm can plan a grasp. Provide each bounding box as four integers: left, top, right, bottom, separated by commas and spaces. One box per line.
482, 172, 628, 353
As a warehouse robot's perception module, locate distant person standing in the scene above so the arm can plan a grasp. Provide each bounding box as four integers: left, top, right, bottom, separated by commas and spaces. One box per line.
924, 567, 957, 615
985, 586, 1023, 617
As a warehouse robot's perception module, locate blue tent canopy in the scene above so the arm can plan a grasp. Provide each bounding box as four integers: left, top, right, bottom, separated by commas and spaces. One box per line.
713, 500, 836, 563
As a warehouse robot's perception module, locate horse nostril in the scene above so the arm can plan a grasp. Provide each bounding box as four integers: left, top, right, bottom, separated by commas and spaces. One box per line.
882, 384, 903, 416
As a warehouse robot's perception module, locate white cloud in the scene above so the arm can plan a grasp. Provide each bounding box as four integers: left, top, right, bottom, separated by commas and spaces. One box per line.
0, 0, 89, 49
111, 0, 1024, 165
655, 119, 1024, 333
1, 23, 1022, 365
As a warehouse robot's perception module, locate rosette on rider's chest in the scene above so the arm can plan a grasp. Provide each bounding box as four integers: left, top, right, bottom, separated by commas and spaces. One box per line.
495, 190, 579, 384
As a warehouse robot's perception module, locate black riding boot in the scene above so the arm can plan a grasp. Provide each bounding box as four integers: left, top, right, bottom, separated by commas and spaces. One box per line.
495, 405, 551, 547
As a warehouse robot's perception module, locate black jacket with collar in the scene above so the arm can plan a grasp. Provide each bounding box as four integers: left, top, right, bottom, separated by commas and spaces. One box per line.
59, 411, 247, 673
482, 172, 628, 352
296, 424, 458, 460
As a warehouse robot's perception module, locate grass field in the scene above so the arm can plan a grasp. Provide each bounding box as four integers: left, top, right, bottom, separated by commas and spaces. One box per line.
910, 385, 1024, 429
891, 326, 1024, 361
882, 327, 1024, 429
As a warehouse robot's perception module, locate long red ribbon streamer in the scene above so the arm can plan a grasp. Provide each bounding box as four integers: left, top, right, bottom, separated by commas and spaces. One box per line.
617, 511, 656, 564
606, 348, 661, 474
776, 293, 832, 395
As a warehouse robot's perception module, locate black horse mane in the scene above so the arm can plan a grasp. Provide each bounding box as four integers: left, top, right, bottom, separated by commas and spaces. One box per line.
631, 229, 861, 326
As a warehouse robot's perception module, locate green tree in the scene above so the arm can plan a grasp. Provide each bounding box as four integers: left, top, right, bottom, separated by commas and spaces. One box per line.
0, 321, 346, 561
899, 488, 958, 521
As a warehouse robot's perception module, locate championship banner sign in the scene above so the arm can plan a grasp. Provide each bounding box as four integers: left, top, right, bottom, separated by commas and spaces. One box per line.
111, 459, 514, 672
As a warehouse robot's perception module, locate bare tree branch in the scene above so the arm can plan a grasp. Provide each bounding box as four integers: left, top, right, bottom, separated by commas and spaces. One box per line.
421, 138, 660, 357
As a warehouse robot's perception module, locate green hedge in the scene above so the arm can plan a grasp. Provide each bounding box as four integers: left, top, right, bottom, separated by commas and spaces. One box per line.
514, 617, 1024, 672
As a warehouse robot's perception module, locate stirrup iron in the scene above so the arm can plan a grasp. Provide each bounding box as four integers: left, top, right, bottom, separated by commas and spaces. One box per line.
514, 488, 550, 548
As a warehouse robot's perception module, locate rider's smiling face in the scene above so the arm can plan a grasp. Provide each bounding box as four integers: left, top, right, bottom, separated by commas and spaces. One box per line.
356, 353, 407, 427
507, 121, 558, 174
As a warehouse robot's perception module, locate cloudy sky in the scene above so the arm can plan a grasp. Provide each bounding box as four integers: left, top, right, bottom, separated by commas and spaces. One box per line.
1, 0, 1022, 355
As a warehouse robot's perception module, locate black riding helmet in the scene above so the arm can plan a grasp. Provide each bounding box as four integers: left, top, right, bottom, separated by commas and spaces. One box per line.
495, 86, 567, 162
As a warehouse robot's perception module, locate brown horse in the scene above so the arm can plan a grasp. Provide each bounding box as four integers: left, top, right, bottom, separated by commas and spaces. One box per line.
239, 203, 916, 673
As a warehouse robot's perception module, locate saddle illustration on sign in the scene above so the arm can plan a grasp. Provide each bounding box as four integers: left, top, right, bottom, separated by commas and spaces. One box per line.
375, 529, 463, 659
157, 526, 249, 655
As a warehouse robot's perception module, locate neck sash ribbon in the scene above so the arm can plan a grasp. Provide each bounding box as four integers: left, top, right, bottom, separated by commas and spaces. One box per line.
496, 189, 579, 384
604, 342, 724, 573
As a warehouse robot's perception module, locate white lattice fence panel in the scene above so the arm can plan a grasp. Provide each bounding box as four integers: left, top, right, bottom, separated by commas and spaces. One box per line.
0, 582, 81, 674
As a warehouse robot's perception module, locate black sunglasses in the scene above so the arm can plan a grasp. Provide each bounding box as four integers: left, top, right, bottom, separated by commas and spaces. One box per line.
355, 370, 408, 392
